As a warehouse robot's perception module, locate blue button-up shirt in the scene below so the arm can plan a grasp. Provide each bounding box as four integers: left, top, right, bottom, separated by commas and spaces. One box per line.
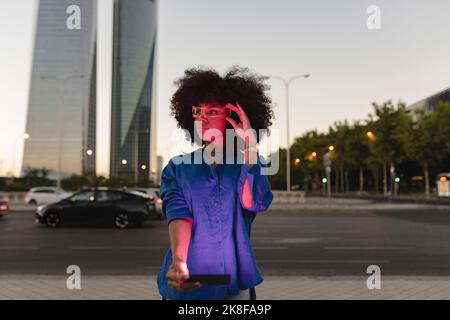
157, 148, 273, 300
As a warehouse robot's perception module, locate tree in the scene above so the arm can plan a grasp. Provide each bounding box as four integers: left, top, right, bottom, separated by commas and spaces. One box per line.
105, 175, 134, 189
369, 101, 411, 196
346, 121, 371, 193
291, 130, 329, 192
404, 102, 450, 196
22, 166, 53, 188
61, 174, 90, 191
328, 121, 352, 193
268, 148, 286, 190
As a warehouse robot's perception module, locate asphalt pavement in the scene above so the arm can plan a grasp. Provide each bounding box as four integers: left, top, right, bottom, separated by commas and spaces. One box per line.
2, 203, 450, 277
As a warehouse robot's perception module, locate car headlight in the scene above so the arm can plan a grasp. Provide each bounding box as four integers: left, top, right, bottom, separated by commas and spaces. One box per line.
37, 205, 47, 216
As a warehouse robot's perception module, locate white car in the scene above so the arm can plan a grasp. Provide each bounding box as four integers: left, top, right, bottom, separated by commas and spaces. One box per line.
129, 187, 163, 218
25, 187, 72, 205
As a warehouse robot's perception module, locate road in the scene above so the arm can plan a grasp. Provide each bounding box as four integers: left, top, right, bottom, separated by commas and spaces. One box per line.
1, 207, 450, 276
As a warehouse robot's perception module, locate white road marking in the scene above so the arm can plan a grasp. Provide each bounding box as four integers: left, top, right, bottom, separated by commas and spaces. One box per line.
70, 245, 163, 250
259, 259, 391, 264
272, 237, 340, 244
324, 246, 401, 250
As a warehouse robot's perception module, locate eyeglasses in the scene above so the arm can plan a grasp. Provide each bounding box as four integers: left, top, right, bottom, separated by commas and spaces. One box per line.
192, 106, 230, 119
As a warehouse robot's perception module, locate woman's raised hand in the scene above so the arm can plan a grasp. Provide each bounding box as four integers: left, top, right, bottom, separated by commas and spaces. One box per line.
225, 101, 257, 149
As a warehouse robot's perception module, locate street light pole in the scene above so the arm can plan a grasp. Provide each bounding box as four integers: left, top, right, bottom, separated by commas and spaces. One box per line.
134, 130, 139, 186
269, 74, 310, 192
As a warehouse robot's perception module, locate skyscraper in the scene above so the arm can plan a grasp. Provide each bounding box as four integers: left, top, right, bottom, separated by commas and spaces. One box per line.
23, 0, 97, 181
110, 0, 158, 183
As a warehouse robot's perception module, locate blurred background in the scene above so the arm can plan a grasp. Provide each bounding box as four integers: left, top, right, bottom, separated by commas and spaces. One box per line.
0, 0, 449, 198
1, 1, 450, 300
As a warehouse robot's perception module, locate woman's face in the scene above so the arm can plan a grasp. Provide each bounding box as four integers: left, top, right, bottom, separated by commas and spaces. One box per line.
192, 102, 230, 145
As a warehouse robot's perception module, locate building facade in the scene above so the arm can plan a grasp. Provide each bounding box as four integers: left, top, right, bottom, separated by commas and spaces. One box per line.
407, 87, 450, 120
22, 0, 97, 179
110, 0, 158, 184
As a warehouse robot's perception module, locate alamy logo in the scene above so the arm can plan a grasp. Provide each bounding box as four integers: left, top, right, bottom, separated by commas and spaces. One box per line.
66, 265, 81, 290
366, 5, 381, 30
366, 265, 381, 290
168, 123, 280, 176
66, 5, 81, 30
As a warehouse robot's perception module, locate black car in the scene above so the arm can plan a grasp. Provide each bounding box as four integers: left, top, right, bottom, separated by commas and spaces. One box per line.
35, 189, 157, 228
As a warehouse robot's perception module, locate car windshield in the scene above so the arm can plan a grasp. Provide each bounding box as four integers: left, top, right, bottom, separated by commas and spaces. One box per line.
128, 190, 148, 198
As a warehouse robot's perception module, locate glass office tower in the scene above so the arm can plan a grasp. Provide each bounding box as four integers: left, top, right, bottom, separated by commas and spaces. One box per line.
23, 0, 97, 179
110, 0, 158, 183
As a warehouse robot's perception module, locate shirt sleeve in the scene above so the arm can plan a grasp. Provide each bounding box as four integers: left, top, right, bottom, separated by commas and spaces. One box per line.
160, 160, 193, 224
237, 155, 274, 212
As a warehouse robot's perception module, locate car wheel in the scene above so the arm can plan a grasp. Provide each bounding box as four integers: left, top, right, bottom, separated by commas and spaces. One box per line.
115, 212, 129, 229
45, 212, 61, 227
29, 199, 37, 205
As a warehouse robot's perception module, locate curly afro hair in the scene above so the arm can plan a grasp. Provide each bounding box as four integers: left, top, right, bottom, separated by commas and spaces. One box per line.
169, 65, 274, 145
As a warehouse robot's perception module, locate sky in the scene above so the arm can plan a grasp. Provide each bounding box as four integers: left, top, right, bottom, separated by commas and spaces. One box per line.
1, 0, 450, 177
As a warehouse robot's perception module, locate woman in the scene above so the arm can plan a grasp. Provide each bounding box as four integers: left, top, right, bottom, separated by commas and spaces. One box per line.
157, 66, 274, 300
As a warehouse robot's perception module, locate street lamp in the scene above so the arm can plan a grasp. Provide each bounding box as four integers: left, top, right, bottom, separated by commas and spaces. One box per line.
121, 159, 128, 165
86, 149, 93, 156
366, 131, 376, 141
40, 74, 85, 188
269, 74, 310, 192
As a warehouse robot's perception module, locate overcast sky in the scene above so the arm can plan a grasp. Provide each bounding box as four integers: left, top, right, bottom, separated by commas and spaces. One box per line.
1, 0, 449, 176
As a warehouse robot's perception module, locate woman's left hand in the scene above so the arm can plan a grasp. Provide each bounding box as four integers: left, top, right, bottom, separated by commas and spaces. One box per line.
225, 101, 257, 165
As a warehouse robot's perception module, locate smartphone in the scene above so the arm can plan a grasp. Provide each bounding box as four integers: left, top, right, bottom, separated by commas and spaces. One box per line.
184, 274, 231, 286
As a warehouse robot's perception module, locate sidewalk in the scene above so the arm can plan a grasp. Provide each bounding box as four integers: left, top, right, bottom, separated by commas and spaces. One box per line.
2, 275, 450, 299
270, 197, 450, 212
